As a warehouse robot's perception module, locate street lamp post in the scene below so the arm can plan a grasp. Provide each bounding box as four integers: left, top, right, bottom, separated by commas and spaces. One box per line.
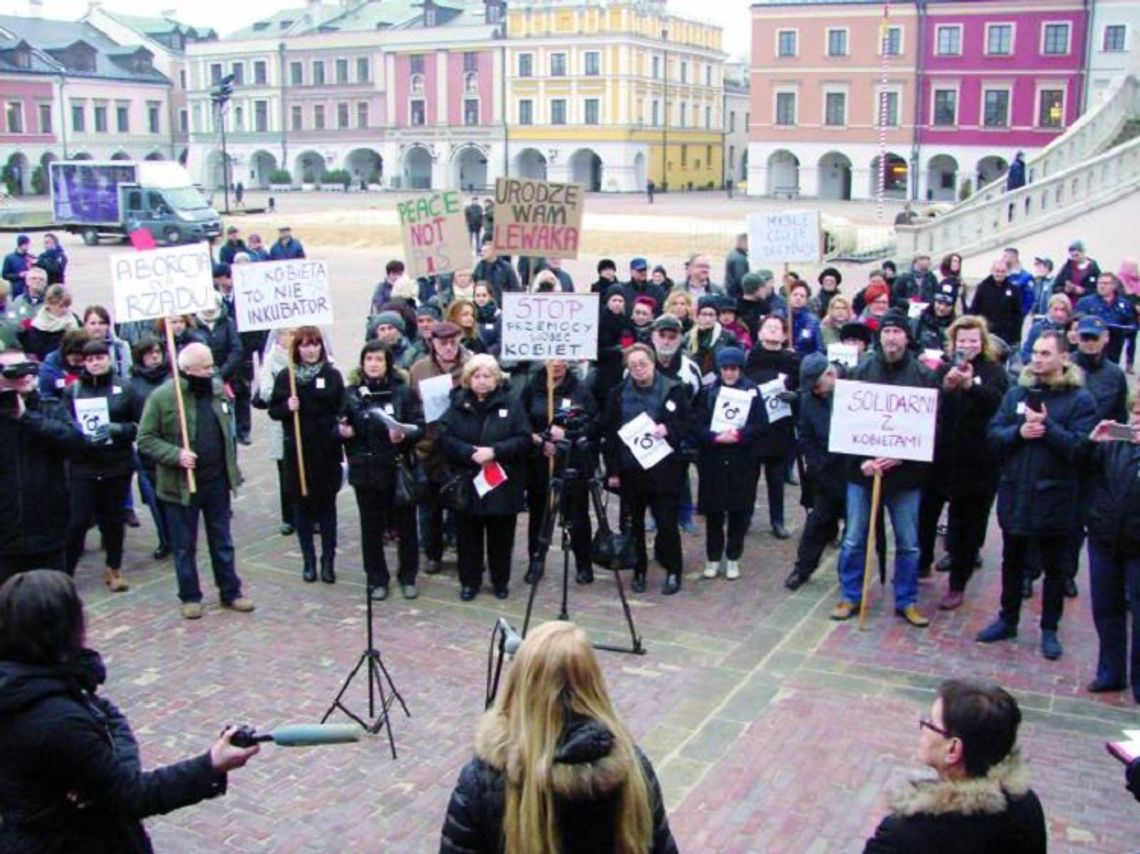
212, 74, 235, 214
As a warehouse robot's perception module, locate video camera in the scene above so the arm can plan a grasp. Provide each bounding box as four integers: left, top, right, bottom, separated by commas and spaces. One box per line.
550, 404, 591, 438
0, 362, 39, 381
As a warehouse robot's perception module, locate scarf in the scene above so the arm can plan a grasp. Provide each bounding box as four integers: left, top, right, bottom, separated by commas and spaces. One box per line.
294, 361, 324, 385
31, 308, 78, 334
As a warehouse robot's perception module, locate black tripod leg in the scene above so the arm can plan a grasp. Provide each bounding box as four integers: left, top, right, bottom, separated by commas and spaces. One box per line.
593, 568, 646, 655
321, 652, 372, 729
522, 475, 565, 636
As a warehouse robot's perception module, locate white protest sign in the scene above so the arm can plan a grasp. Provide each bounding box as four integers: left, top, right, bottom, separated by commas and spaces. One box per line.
231, 260, 334, 331
907, 301, 928, 319
759, 378, 792, 423
827, 343, 859, 368
109, 244, 214, 323
828, 379, 939, 463
500, 292, 599, 361
618, 412, 672, 470
73, 397, 110, 437
419, 373, 454, 423
710, 385, 755, 433
747, 210, 821, 265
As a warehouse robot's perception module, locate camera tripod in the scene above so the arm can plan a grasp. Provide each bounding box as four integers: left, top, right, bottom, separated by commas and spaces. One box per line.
321, 586, 410, 759
521, 437, 644, 656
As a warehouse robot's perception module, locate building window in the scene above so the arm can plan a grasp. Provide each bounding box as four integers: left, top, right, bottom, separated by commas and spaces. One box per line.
933, 88, 957, 126
410, 54, 425, 74
883, 25, 902, 56
410, 99, 425, 126
983, 89, 1010, 127
192, 104, 202, 132
255, 100, 268, 132
652, 55, 660, 78
705, 65, 712, 86
410, 74, 425, 94
464, 72, 478, 93
1042, 23, 1071, 55
519, 99, 533, 125
681, 145, 687, 167
551, 98, 566, 125
463, 52, 478, 72
233, 106, 244, 131
585, 51, 600, 76
680, 61, 688, 83
651, 100, 659, 125
1103, 25, 1126, 52
231, 62, 244, 85
518, 53, 533, 77
147, 102, 160, 134
585, 98, 599, 124
93, 105, 107, 132
777, 30, 797, 57
116, 104, 129, 133
290, 61, 303, 85
986, 24, 1013, 56
705, 105, 712, 128
313, 105, 325, 130
775, 92, 795, 126
679, 101, 686, 128
936, 25, 962, 56
38, 103, 51, 133
878, 90, 899, 127
357, 102, 369, 128
550, 53, 566, 77
336, 58, 348, 84
827, 28, 848, 57
179, 109, 188, 133
337, 102, 349, 128
210, 62, 222, 84
825, 91, 846, 126
291, 105, 302, 130
1038, 89, 1064, 127
357, 57, 370, 82
5, 101, 22, 133
254, 60, 267, 85
179, 69, 187, 89
313, 61, 325, 85
464, 98, 479, 126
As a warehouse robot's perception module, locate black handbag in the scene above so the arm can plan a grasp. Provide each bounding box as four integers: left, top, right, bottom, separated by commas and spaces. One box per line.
393, 454, 428, 507
438, 469, 472, 513
589, 484, 636, 571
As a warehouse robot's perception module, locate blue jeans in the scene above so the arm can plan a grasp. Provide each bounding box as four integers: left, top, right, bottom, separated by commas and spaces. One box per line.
163, 475, 243, 604
838, 483, 921, 609
1088, 540, 1140, 698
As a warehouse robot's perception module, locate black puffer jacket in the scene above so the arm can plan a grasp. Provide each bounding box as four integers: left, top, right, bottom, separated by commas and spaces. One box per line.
987, 364, 1097, 536
744, 346, 800, 460
437, 385, 531, 516
63, 370, 137, 480
0, 392, 84, 556
0, 650, 226, 854
601, 372, 692, 490
930, 356, 1008, 497
440, 715, 678, 854
341, 373, 424, 490
1082, 438, 1140, 558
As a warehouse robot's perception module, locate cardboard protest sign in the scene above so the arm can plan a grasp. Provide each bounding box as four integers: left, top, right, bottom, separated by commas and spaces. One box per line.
232, 259, 334, 332
397, 191, 469, 278
109, 244, 214, 323
500, 293, 598, 360
492, 178, 583, 259
828, 379, 939, 463
747, 210, 821, 265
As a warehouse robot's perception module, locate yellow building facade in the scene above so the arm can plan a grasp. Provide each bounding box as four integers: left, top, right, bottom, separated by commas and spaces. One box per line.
504, 1, 725, 192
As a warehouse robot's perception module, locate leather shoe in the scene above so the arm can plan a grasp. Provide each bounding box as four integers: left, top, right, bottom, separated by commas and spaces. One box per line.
401, 584, 418, 600
631, 572, 646, 593
936, 553, 953, 572
369, 585, 389, 602
280, 523, 294, 536
576, 568, 594, 584
494, 585, 509, 600
319, 555, 336, 584
1064, 577, 1079, 598
830, 601, 858, 621
302, 557, 317, 583
424, 559, 442, 575
1086, 677, 1125, 693
153, 544, 170, 560
976, 618, 1017, 644
459, 586, 477, 601
222, 597, 255, 613
938, 590, 965, 611
771, 524, 790, 540
784, 569, 808, 591
896, 605, 930, 628
1041, 630, 1063, 660
661, 574, 681, 595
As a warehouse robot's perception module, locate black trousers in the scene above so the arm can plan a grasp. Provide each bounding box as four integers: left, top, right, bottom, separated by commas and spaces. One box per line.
0, 549, 65, 587
354, 484, 418, 587
276, 460, 295, 526
526, 462, 591, 572
456, 514, 516, 591
295, 498, 337, 562
65, 475, 132, 573
232, 373, 252, 439
918, 484, 996, 592
757, 458, 786, 528
705, 510, 752, 561
794, 489, 845, 576
1000, 533, 1068, 630
621, 478, 682, 576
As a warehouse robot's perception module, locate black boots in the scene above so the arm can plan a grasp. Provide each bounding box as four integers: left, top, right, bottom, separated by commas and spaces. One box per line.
302, 552, 317, 583
320, 553, 336, 584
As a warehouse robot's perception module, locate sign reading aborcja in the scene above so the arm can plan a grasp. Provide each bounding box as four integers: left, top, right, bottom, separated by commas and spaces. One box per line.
492, 177, 584, 259
109, 243, 215, 323
828, 379, 939, 463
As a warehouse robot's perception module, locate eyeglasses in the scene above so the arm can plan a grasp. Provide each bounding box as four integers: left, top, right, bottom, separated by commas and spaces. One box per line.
919, 716, 952, 738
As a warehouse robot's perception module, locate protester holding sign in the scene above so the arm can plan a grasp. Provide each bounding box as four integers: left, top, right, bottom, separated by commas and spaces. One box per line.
62, 340, 137, 591
602, 343, 691, 595
268, 327, 345, 585
437, 355, 531, 602
696, 347, 765, 581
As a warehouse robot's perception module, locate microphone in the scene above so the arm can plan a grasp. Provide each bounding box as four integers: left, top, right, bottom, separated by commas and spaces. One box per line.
497, 618, 523, 655
228, 724, 361, 748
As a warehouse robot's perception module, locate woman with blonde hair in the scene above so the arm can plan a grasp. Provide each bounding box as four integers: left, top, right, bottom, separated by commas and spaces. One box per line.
820, 294, 853, 347
20, 284, 79, 361
440, 620, 677, 854
662, 289, 695, 333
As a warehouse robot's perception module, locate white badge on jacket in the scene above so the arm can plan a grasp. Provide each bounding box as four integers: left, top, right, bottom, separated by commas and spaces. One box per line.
316, 377, 326, 390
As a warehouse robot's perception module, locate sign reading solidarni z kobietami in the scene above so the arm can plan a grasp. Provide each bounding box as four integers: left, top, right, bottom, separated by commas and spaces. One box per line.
109, 244, 215, 323
231, 259, 334, 332
492, 178, 584, 259
500, 292, 598, 360
828, 380, 939, 463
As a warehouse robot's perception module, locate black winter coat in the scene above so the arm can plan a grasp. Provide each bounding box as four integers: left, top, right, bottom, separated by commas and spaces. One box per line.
744, 346, 800, 460
987, 364, 1097, 536
695, 377, 766, 512
126, 364, 170, 470
1074, 352, 1128, 423
1082, 439, 1140, 558
519, 369, 598, 471
474, 303, 502, 357
969, 276, 1024, 345
930, 356, 1008, 496
268, 363, 346, 506
341, 374, 424, 491
602, 373, 692, 490
195, 316, 243, 382
439, 715, 678, 854
0, 392, 84, 556
912, 308, 954, 353
63, 370, 137, 480
438, 386, 531, 516
799, 390, 845, 504
0, 651, 226, 854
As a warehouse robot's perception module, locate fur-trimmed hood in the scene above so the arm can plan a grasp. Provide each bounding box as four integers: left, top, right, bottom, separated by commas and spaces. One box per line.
889, 753, 1031, 818
474, 713, 630, 800
1017, 361, 1084, 391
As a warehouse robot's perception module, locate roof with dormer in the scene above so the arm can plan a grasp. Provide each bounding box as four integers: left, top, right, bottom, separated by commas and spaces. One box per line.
0, 14, 170, 82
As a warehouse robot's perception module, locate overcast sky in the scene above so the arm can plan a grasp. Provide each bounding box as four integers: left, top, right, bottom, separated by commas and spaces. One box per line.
0, 0, 751, 60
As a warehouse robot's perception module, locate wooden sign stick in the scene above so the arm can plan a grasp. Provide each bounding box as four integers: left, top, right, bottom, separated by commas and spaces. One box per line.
285, 332, 309, 498
858, 471, 884, 630
164, 319, 196, 495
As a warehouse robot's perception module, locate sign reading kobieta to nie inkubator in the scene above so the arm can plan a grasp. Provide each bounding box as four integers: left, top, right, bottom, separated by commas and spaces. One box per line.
500, 292, 598, 360
397, 190, 469, 278
492, 178, 583, 259
109, 243, 214, 323
231, 259, 334, 332
828, 380, 939, 463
